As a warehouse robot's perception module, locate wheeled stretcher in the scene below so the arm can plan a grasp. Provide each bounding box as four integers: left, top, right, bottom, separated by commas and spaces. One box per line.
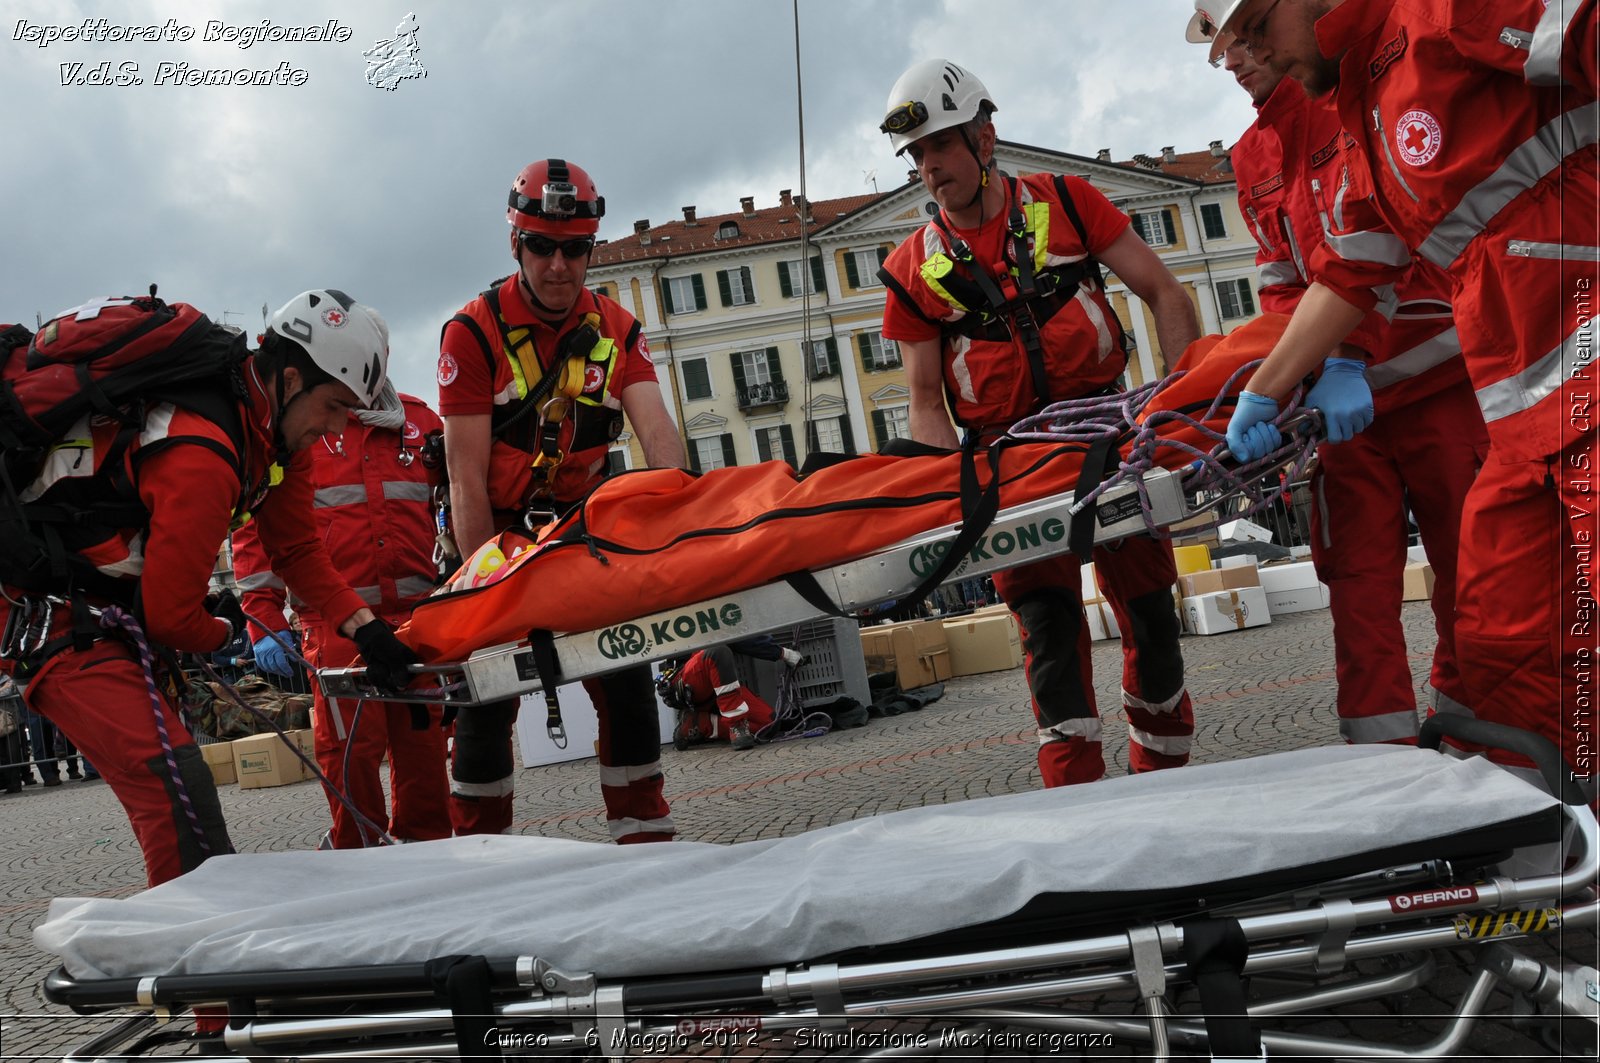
36, 718, 1600, 1060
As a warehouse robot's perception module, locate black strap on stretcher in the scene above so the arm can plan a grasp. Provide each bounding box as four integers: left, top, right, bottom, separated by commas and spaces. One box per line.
1068, 432, 1124, 563
426, 954, 502, 1060
782, 435, 1004, 621
524, 627, 567, 748
1180, 917, 1263, 1060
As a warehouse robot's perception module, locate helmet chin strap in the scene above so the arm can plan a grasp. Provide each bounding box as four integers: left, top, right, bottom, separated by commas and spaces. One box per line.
958, 126, 992, 212
518, 269, 576, 323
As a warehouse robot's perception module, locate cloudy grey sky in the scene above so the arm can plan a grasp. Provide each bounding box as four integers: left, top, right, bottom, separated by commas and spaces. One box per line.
1, 0, 1256, 399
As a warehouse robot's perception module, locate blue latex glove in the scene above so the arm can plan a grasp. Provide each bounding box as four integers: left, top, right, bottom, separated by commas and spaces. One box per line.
1225, 391, 1282, 463
1305, 357, 1374, 443
252, 630, 297, 677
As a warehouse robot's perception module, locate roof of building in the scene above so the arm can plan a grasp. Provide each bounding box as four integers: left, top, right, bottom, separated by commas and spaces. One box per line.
590, 193, 879, 267
590, 143, 1234, 268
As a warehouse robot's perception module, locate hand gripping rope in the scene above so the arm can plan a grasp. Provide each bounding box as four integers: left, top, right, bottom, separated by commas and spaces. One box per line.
1008, 358, 1321, 538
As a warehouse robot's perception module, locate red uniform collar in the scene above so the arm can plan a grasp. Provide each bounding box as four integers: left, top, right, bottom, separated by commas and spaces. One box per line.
241, 357, 279, 456
1316, 0, 1387, 62
497, 273, 598, 340
1257, 74, 1308, 127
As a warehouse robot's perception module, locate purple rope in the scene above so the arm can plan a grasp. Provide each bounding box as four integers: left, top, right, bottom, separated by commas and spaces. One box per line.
1003, 361, 1321, 538
98, 606, 214, 856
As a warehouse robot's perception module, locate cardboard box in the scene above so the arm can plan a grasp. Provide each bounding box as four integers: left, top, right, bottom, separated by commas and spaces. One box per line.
233, 730, 313, 789
1218, 518, 1273, 545
1079, 562, 1099, 600
942, 614, 1023, 676
1179, 565, 1262, 598
1257, 560, 1322, 595
201, 741, 236, 786
1084, 596, 1120, 641
1185, 586, 1273, 635
866, 620, 952, 690
1172, 544, 1213, 577
1216, 554, 1256, 570
1402, 562, 1435, 602
1265, 584, 1331, 615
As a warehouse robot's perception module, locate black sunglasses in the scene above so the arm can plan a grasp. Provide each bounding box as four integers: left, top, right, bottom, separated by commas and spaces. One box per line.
518, 232, 595, 259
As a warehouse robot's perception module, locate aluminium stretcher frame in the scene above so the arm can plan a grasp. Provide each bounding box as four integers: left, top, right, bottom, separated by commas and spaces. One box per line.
318, 467, 1191, 707
35, 739, 1600, 1061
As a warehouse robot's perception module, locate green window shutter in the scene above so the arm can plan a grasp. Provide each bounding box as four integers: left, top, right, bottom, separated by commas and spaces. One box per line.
662, 279, 676, 315
858, 333, 873, 371
682, 359, 710, 401
1161, 210, 1177, 245
778, 262, 794, 298
844, 252, 861, 289
876, 246, 889, 268
740, 266, 753, 301
720, 434, 736, 468
778, 424, 796, 466
840, 417, 856, 456
687, 440, 702, 473
870, 409, 887, 450
1240, 281, 1256, 316
826, 336, 839, 376
691, 274, 707, 311
765, 346, 784, 385
730, 352, 747, 396
809, 255, 826, 296
716, 269, 732, 307
1130, 213, 1148, 243
804, 420, 819, 454
756, 431, 773, 462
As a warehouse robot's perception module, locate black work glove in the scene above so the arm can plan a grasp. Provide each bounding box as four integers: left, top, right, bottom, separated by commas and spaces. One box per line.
352, 619, 421, 694
206, 591, 248, 648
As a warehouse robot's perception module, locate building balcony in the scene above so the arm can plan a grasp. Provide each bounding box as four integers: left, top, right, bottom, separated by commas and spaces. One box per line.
737, 380, 789, 409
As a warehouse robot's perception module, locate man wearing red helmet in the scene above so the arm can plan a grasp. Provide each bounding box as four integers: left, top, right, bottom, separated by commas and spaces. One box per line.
438, 158, 686, 841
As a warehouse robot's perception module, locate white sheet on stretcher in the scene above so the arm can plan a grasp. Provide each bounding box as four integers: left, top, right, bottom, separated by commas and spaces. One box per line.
37, 746, 1556, 981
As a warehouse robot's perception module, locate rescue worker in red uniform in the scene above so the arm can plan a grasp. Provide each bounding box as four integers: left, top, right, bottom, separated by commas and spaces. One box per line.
662, 638, 805, 750
0, 290, 418, 886
439, 158, 687, 840
1190, 4, 1489, 743
877, 60, 1203, 787
1212, 0, 1597, 794
231, 383, 451, 848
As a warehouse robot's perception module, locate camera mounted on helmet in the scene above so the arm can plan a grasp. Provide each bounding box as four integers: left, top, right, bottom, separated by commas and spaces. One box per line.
507, 158, 605, 236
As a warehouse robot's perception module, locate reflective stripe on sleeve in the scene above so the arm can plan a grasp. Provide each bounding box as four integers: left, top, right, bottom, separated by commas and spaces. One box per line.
1324, 230, 1413, 268
1526, 0, 1582, 85
1418, 102, 1599, 269
1366, 328, 1462, 389
1476, 318, 1588, 422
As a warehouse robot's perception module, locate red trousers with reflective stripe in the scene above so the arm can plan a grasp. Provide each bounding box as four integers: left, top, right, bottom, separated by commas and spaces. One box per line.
1451, 427, 1598, 788
304, 626, 451, 848
450, 664, 674, 843
678, 647, 776, 738
993, 533, 1193, 787
23, 639, 233, 887
1309, 379, 1488, 744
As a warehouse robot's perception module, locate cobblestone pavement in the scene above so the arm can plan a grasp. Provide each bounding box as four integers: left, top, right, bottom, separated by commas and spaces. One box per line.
2, 605, 1594, 1060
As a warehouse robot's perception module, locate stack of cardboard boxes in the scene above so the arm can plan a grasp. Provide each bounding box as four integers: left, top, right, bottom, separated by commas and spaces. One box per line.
200, 728, 317, 789
861, 619, 953, 690
1178, 559, 1272, 635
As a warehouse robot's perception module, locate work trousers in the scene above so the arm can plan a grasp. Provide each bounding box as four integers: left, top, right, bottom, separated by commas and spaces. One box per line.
993, 533, 1194, 787
449, 663, 674, 842
678, 645, 776, 740
303, 625, 451, 848
1309, 379, 1488, 744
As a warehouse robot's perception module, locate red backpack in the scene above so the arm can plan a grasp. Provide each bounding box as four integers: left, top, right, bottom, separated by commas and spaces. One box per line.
0, 291, 250, 600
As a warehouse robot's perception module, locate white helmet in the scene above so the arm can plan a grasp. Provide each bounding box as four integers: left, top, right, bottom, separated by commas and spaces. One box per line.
266, 289, 389, 407
880, 58, 996, 156
1186, 0, 1250, 62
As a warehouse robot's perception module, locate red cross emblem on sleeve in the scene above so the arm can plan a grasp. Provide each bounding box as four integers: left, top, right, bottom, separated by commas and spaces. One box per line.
1394, 109, 1442, 167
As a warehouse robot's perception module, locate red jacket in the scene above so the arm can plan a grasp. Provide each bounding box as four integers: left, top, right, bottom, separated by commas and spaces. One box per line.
0, 361, 366, 655
1308, 0, 1597, 459
438, 278, 655, 511
233, 394, 442, 638
881, 173, 1130, 433
1235, 77, 1469, 416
